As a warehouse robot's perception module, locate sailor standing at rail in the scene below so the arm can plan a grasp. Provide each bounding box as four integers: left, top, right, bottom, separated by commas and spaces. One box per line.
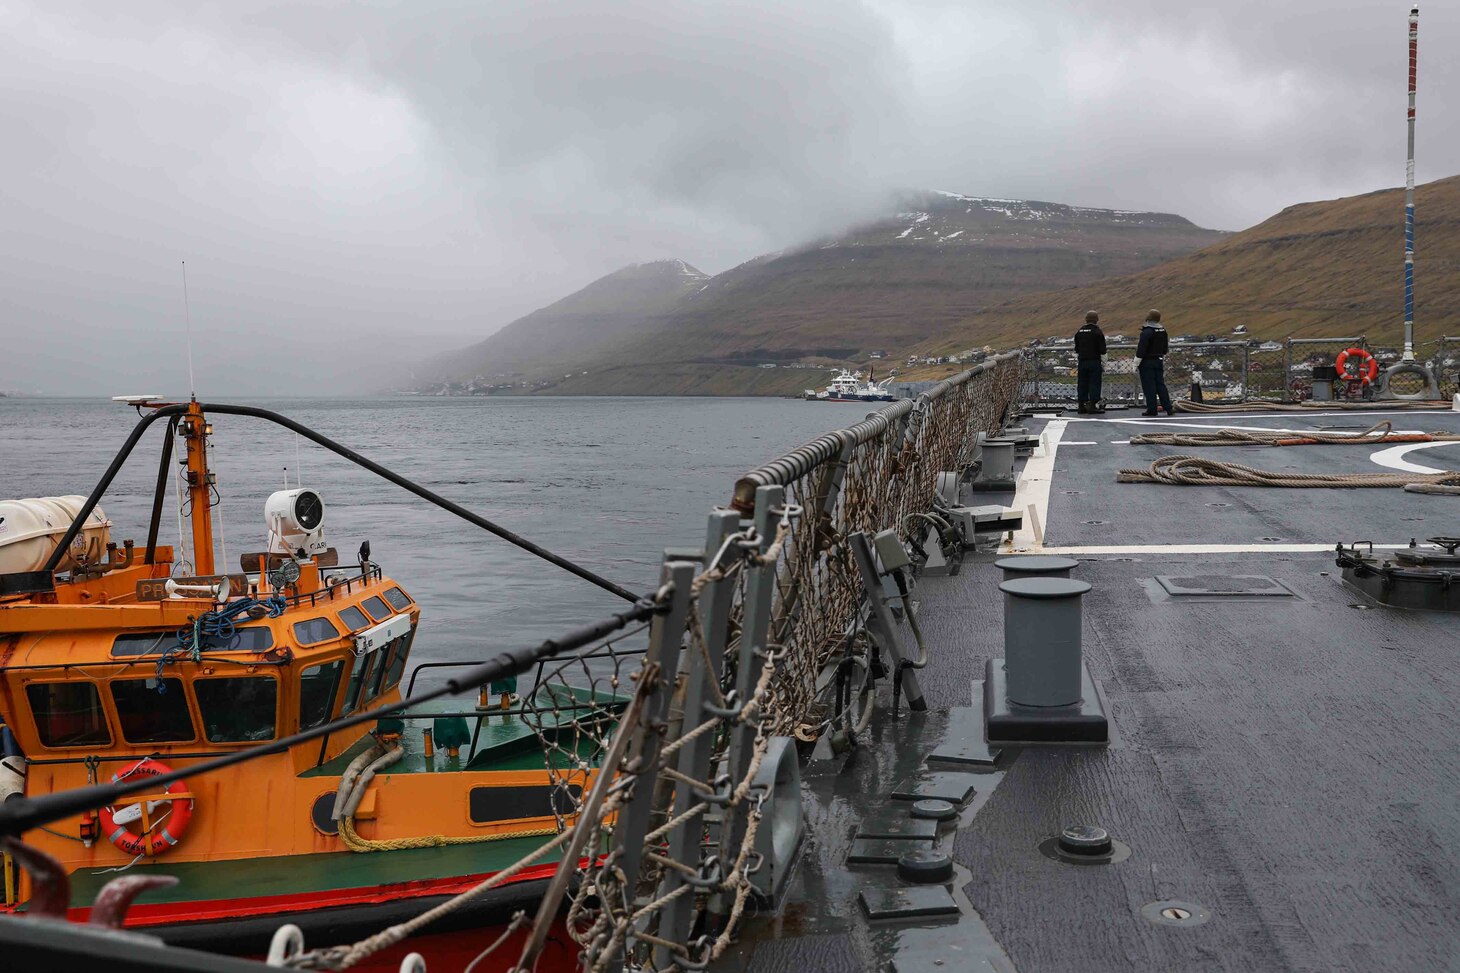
1136, 309, 1174, 417
1074, 310, 1106, 414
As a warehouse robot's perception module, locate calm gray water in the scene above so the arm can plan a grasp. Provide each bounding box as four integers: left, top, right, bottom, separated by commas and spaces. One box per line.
0, 396, 866, 665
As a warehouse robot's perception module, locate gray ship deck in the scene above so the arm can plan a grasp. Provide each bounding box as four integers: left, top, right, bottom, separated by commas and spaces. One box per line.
724, 407, 1460, 973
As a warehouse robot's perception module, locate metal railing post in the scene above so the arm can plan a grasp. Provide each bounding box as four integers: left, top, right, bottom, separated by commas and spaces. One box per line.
712, 484, 784, 920
610, 556, 696, 942
653, 511, 742, 967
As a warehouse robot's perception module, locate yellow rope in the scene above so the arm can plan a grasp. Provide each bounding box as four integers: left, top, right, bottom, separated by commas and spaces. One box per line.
337, 815, 558, 853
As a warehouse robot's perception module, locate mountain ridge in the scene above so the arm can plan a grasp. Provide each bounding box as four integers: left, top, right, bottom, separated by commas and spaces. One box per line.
420, 190, 1222, 393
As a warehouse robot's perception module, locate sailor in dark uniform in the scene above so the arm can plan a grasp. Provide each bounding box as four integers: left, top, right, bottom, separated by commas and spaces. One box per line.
1073, 310, 1106, 414
1136, 309, 1174, 416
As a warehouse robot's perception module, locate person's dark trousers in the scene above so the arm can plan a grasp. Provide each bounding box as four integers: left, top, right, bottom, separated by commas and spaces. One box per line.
1138, 358, 1173, 414
1076, 362, 1102, 408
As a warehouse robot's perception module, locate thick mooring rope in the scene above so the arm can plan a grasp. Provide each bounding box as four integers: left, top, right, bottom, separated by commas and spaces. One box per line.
336, 815, 558, 853
1117, 454, 1460, 489
1129, 420, 1460, 448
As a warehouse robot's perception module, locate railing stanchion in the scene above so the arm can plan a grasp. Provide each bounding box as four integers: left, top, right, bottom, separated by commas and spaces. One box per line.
608, 556, 696, 966
712, 484, 783, 921
654, 510, 742, 968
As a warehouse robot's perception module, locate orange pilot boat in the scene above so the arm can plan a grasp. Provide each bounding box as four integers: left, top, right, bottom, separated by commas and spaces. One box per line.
0, 397, 640, 969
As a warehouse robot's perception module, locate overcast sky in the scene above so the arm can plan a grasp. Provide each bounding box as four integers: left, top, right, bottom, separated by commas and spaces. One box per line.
2, 1, 1454, 394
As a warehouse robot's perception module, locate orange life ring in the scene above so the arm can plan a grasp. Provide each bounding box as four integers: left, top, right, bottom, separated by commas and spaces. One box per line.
1335, 347, 1379, 384
98, 758, 193, 857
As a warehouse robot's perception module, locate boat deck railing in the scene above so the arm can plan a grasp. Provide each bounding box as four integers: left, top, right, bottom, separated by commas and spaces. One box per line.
281, 562, 384, 608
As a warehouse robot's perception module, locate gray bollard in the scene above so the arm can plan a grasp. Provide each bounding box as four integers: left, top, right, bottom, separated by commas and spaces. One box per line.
995, 555, 1078, 581
1000, 577, 1091, 708
973, 438, 1016, 486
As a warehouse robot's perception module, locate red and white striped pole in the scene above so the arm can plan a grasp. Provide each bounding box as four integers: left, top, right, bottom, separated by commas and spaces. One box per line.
1403, 6, 1418, 361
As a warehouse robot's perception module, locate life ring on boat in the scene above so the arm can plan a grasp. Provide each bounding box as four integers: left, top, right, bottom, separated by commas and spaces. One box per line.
1335, 347, 1379, 384
98, 758, 193, 857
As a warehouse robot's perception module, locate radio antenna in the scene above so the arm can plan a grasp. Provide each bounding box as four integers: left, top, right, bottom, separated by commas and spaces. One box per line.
181, 260, 197, 399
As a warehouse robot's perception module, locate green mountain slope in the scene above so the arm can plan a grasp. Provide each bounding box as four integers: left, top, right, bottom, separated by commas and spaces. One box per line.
925, 176, 1460, 352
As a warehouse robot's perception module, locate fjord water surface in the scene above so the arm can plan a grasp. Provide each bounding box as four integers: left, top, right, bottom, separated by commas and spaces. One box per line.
0, 395, 868, 668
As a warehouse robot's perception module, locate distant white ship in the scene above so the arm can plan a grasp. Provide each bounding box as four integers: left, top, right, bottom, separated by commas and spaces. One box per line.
804, 367, 896, 402
857, 375, 895, 402
805, 369, 864, 401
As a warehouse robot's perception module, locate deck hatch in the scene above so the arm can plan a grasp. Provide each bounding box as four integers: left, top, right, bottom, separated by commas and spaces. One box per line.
1156, 575, 1293, 597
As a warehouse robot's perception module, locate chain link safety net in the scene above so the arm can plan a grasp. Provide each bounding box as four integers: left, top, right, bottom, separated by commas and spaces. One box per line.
285, 353, 1023, 973
737, 354, 1020, 739
1014, 335, 1424, 405
1418, 337, 1460, 398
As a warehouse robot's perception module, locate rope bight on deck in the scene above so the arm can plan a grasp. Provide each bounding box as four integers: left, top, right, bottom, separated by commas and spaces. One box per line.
1117, 454, 1460, 489
1128, 420, 1460, 448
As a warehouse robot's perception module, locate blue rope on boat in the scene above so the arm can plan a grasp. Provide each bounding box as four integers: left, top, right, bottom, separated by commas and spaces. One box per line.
155, 594, 288, 689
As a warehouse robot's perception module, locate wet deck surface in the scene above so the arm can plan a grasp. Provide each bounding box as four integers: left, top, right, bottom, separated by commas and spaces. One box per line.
725, 407, 1460, 973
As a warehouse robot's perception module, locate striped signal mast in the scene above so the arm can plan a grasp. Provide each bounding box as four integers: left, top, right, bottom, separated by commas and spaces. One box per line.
1403, 5, 1418, 361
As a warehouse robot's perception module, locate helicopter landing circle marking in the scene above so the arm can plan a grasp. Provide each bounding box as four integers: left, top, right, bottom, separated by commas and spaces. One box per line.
1369, 440, 1460, 475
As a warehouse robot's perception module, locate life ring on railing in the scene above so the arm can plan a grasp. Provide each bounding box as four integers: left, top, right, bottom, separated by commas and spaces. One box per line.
98, 758, 193, 857
1335, 347, 1379, 384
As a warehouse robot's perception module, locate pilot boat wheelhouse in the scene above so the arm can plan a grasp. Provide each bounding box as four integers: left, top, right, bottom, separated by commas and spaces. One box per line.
0, 399, 608, 966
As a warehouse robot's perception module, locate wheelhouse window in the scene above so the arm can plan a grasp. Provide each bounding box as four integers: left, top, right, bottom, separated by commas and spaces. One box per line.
367, 646, 392, 699
113, 626, 273, 657
383, 628, 415, 692
299, 660, 344, 731
110, 678, 194, 743
340, 654, 376, 716
382, 587, 411, 612
361, 596, 391, 622
337, 606, 370, 631
193, 677, 278, 742
293, 616, 340, 646
27, 682, 110, 748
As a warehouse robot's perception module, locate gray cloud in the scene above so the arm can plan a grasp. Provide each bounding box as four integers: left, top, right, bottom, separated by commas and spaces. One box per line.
1, 1, 1453, 393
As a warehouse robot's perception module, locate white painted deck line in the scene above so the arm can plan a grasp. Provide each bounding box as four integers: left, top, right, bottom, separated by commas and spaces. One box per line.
1023, 543, 1428, 555
1001, 418, 1065, 552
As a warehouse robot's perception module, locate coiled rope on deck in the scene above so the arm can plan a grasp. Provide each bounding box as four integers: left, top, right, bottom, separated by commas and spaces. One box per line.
1129, 420, 1460, 448
1117, 454, 1460, 489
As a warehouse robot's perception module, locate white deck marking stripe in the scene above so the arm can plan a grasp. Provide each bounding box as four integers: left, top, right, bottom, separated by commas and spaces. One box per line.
1068, 408, 1449, 422
1001, 418, 1065, 552
1072, 416, 1428, 436
1027, 543, 1427, 555
1368, 440, 1456, 474
1059, 441, 1097, 445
